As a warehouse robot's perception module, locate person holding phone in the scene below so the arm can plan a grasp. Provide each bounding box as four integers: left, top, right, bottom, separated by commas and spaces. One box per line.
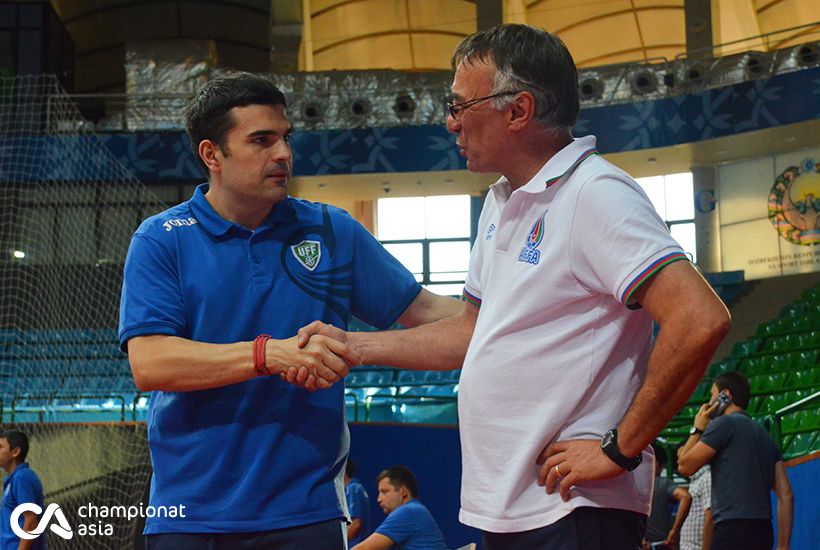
677, 372, 794, 550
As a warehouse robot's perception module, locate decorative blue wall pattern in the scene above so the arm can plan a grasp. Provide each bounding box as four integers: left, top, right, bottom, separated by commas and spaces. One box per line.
1, 67, 817, 182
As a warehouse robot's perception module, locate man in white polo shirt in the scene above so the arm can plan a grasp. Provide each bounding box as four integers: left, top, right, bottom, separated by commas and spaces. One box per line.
297, 24, 731, 549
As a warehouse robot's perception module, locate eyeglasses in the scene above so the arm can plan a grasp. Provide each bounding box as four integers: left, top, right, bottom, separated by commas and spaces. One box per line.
446, 91, 520, 120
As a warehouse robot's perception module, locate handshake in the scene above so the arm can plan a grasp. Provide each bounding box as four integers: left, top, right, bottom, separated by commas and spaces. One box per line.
273, 321, 362, 392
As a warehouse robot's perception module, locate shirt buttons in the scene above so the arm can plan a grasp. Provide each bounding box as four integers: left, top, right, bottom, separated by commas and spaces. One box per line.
252, 256, 261, 264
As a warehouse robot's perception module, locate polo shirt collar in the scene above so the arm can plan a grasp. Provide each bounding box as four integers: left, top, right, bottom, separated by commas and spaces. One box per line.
189, 183, 297, 237
3, 463, 29, 486
491, 135, 599, 198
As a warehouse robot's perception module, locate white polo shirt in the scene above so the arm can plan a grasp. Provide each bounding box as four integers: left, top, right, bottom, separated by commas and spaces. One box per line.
458, 135, 687, 533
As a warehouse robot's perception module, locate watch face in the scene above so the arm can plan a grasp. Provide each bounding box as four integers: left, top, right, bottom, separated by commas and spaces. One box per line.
601, 430, 614, 448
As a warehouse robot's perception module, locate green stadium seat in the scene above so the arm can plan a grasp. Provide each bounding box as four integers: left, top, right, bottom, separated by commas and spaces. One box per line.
783, 431, 818, 460
800, 286, 820, 303
784, 369, 817, 390
751, 372, 789, 394
740, 356, 770, 376
756, 318, 792, 337
797, 408, 820, 431
730, 338, 763, 357
779, 302, 806, 318
763, 335, 795, 354
781, 411, 801, 434
707, 359, 737, 377
686, 380, 712, 405
757, 393, 793, 414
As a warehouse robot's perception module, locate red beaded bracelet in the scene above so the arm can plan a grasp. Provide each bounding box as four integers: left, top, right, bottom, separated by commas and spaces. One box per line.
253, 334, 273, 376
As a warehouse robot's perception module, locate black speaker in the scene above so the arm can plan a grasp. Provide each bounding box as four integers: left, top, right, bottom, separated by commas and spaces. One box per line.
630, 70, 657, 95
794, 43, 819, 67
349, 99, 371, 117
302, 101, 323, 122
743, 52, 766, 77
393, 95, 415, 118
579, 77, 604, 101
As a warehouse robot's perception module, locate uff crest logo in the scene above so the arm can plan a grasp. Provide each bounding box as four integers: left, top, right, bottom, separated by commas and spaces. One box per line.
517, 212, 547, 265
11, 503, 73, 540
290, 240, 322, 271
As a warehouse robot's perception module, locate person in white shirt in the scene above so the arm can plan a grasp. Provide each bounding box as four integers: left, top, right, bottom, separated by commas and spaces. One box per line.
296, 23, 731, 550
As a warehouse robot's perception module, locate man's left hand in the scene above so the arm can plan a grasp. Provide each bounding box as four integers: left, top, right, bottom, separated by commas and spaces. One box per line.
537, 439, 625, 501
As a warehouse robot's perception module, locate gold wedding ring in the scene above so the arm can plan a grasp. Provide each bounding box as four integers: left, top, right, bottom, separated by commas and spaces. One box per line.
555, 464, 564, 476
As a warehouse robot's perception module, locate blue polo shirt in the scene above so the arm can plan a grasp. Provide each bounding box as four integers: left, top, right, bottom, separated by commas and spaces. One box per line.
376, 499, 447, 550
119, 185, 420, 534
345, 478, 371, 545
2, 464, 46, 550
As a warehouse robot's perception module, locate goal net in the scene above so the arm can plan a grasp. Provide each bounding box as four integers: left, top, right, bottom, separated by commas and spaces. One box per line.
0, 74, 166, 549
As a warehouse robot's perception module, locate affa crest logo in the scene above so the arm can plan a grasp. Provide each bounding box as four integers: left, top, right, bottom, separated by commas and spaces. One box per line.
11, 503, 73, 540
517, 212, 547, 265
290, 240, 322, 271
768, 159, 820, 246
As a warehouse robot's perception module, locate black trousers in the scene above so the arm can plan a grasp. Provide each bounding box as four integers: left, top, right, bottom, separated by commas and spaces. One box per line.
482, 506, 647, 550
145, 519, 346, 550
711, 519, 773, 550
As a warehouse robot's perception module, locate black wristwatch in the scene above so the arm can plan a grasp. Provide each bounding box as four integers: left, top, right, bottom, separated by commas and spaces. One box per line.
601, 429, 643, 471
690, 426, 704, 436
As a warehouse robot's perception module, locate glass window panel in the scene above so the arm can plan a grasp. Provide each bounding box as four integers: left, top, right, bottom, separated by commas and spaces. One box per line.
99, 206, 137, 262
670, 222, 696, 264
429, 241, 470, 273
635, 176, 666, 219
423, 283, 464, 297
19, 207, 54, 264
377, 197, 425, 240
57, 206, 95, 263
429, 271, 468, 282
664, 172, 694, 221
382, 242, 423, 275
424, 195, 470, 238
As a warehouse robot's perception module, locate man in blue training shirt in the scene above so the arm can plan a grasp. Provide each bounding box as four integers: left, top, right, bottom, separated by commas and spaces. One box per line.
345, 459, 371, 546
353, 466, 446, 550
119, 72, 460, 549
0, 431, 45, 550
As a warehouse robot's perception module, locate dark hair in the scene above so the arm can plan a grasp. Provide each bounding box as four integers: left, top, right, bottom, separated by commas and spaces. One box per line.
452, 24, 579, 133
184, 72, 287, 177
714, 371, 751, 409
345, 458, 356, 478
376, 466, 418, 499
1, 430, 30, 461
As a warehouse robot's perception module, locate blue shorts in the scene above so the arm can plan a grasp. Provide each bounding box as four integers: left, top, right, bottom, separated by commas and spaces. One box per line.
482, 507, 646, 550
145, 519, 347, 550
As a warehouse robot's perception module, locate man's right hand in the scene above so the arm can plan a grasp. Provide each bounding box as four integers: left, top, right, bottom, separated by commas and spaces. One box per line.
269, 334, 358, 391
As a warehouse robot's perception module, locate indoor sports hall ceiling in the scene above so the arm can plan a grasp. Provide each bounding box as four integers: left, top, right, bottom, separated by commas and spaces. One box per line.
49, 0, 820, 93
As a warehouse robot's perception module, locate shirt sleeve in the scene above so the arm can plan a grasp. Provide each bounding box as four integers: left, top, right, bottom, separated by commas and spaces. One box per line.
347, 484, 367, 520
701, 416, 732, 452
702, 468, 712, 509
118, 233, 187, 351
568, 174, 687, 308
13, 472, 43, 507
375, 503, 416, 545
347, 215, 421, 329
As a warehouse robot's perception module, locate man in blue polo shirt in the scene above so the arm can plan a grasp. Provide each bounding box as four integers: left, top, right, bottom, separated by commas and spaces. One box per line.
119, 72, 460, 549
345, 459, 371, 546
1, 431, 45, 550
353, 466, 446, 550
